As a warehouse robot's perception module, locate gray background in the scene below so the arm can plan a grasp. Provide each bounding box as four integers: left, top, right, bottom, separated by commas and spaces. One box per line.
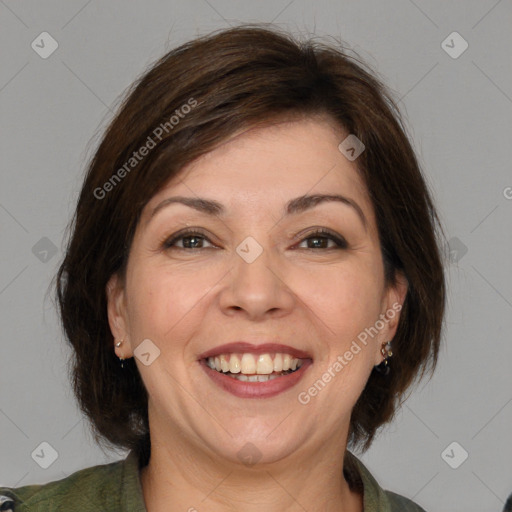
1, 1, 511, 510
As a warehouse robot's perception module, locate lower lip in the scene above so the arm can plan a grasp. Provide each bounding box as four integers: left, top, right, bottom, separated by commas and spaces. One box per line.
200, 359, 312, 399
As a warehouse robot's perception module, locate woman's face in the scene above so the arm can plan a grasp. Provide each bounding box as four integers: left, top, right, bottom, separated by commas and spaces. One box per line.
107, 117, 406, 465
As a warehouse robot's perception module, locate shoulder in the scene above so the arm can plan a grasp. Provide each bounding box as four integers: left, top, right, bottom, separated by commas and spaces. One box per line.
345, 451, 428, 512
0, 456, 128, 512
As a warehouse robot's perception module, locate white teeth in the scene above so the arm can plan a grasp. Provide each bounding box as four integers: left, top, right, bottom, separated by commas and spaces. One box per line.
273, 353, 283, 372
220, 354, 230, 373
206, 353, 305, 376
241, 353, 256, 374
229, 354, 241, 373
256, 354, 274, 374
225, 373, 281, 382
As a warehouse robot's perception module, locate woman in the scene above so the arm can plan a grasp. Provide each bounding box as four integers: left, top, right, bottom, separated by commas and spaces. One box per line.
0, 24, 445, 511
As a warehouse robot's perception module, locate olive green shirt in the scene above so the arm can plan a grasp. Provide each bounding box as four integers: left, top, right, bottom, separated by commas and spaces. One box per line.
0, 451, 426, 511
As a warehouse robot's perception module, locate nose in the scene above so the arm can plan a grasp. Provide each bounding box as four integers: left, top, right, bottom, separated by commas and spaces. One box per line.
218, 239, 296, 320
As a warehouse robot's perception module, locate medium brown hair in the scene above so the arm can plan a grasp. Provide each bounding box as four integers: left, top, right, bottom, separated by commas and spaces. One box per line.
55, 24, 446, 466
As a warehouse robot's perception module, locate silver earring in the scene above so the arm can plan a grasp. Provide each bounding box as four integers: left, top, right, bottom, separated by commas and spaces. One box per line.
374, 341, 392, 375
115, 340, 125, 368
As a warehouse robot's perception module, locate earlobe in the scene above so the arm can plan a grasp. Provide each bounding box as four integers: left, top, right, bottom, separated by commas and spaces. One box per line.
375, 272, 408, 367
374, 341, 393, 374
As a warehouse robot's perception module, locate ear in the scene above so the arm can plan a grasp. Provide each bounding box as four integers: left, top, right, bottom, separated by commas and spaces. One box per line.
106, 273, 133, 359
373, 271, 408, 366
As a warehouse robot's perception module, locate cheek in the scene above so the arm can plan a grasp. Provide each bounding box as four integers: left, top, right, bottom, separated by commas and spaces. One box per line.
125, 263, 206, 344
295, 260, 384, 338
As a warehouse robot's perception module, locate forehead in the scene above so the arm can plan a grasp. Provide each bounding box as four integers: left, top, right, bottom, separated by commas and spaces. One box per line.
144, 118, 372, 218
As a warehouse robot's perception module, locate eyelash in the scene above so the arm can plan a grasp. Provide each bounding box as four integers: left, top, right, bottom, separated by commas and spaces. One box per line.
162, 228, 348, 251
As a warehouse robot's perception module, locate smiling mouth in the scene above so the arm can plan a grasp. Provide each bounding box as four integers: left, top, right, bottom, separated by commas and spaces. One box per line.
204, 352, 306, 382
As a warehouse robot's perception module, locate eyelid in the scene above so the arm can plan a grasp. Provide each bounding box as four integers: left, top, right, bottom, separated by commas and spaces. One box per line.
291, 226, 344, 241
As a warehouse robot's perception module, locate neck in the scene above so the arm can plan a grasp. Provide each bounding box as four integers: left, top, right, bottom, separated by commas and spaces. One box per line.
139, 412, 363, 512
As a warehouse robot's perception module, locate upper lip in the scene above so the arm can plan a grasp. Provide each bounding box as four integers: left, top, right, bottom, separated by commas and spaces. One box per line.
198, 342, 313, 360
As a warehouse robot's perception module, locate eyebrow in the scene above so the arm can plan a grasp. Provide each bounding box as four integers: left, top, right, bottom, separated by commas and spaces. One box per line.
148, 193, 367, 229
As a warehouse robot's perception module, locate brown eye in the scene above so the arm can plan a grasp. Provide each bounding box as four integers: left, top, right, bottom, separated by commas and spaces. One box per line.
297, 229, 348, 250
162, 228, 348, 252
163, 229, 214, 250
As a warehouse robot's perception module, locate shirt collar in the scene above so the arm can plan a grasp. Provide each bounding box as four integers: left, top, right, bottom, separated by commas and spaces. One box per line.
121, 449, 393, 512
119, 450, 148, 511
